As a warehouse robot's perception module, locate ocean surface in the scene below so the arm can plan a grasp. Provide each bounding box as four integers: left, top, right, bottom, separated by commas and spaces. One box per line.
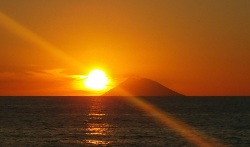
0, 96, 250, 146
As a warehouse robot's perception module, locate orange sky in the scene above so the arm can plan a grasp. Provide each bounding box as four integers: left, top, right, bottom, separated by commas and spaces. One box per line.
0, 0, 249, 96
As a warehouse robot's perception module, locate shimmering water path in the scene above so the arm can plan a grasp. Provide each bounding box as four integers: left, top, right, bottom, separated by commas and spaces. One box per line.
0, 96, 250, 146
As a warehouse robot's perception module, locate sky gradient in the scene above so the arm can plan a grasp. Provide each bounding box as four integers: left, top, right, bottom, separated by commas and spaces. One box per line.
0, 0, 249, 96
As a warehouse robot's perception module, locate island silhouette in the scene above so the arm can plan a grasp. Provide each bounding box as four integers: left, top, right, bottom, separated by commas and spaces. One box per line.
103, 77, 183, 96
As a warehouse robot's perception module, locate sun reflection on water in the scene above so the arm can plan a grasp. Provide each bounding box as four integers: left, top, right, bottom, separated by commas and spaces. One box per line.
84, 98, 112, 146
85, 139, 111, 146
85, 123, 109, 135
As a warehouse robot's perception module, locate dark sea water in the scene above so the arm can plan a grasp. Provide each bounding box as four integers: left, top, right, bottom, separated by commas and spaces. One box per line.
0, 96, 250, 146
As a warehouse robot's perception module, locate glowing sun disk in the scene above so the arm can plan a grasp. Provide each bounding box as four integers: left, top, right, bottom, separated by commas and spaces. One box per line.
84, 69, 109, 90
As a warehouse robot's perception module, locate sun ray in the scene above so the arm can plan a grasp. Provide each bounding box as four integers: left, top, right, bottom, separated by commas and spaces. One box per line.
0, 11, 83, 69
115, 88, 227, 147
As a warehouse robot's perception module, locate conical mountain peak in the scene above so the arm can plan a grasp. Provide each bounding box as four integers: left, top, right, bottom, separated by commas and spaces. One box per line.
103, 77, 183, 96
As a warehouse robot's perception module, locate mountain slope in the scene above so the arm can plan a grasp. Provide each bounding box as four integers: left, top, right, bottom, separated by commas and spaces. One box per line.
103, 78, 183, 96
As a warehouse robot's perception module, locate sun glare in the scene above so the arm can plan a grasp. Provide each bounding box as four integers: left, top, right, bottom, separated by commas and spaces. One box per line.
84, 69, 109, 90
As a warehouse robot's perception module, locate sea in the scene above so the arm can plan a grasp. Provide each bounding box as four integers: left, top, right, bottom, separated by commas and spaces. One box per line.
0, 96, 250, 146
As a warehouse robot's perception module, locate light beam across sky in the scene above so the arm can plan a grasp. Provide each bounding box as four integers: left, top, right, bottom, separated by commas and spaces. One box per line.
0, 11, 83, 69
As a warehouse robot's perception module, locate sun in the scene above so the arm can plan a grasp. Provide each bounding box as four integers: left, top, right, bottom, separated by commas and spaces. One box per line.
84, 69, 109, 90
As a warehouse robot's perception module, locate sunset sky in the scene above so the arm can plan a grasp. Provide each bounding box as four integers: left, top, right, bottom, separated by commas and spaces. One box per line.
0, 0, 249, 96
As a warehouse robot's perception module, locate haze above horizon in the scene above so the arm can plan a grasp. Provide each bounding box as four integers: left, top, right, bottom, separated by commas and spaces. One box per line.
0, 0, 249, 96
